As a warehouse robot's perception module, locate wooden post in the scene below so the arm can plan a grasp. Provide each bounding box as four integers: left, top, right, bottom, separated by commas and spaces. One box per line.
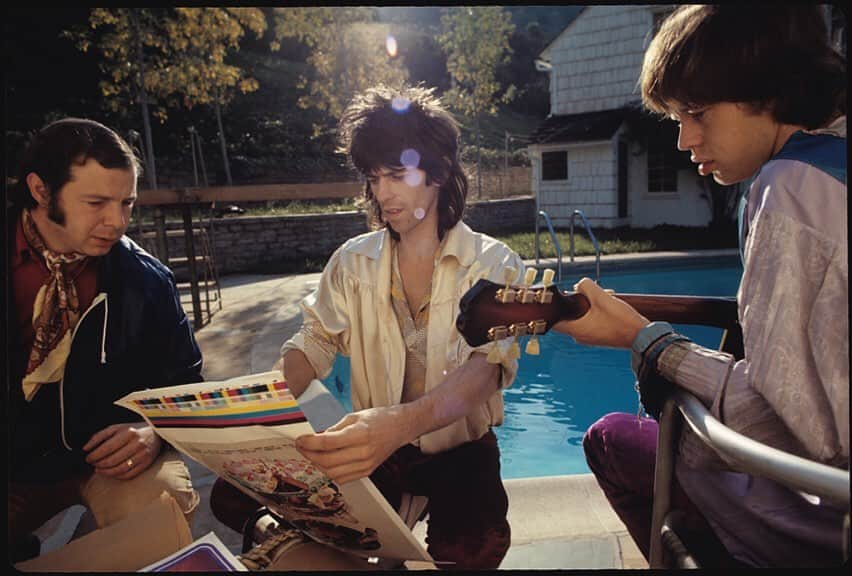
181, 206, 202, 330
504, 131, 509, 197
154, 209, 169, 265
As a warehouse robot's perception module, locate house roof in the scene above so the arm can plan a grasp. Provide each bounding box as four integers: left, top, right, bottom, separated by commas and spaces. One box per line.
529, 109, 633, 145
539, 6, 587, 62
538, 5, 677, 62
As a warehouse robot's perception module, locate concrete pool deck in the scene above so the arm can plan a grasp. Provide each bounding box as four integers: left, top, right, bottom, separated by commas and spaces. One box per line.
35, 249, 737, 569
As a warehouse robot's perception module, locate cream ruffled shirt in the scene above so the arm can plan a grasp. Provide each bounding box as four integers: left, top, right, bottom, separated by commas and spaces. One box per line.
281, 221, 525, 454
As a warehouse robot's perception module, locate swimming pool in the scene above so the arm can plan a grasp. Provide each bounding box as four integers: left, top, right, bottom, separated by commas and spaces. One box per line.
322, 259, 743, 479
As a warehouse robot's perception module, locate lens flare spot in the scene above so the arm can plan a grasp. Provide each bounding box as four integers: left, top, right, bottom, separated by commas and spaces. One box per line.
386, 35, 398, 58
391, 96, 410, 114
414, 207, 426, 220
404, 170, 423, 187
400, 148, 420, 169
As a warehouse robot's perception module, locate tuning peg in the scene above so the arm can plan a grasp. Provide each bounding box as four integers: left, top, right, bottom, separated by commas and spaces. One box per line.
536, 269, 556, 304
507, 338, 521, 361
517, 267, 538, 303
503, 266, 518, 286
497, 266, 519, 304
525, 335, 540, 356
486, 343, 503, 364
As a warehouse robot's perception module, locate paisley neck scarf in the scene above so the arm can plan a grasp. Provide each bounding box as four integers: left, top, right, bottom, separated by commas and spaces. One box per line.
21, 209, 89, 401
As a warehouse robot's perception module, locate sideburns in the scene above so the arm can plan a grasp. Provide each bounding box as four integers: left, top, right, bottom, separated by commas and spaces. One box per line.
47, 192, 66, 226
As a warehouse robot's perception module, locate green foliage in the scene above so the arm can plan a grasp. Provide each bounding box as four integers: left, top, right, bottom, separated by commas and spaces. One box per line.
67, 8, 267, 122
497, 17, 551, 115
52, 6, 583, 186
271, 8, 409, 136
438, 7, 516, 118
156, 8, 267, 110
64, 8, 171, 121
460, 145, 529, 169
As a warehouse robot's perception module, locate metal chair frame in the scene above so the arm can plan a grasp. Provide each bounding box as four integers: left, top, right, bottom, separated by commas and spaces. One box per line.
650, 388, 850, 568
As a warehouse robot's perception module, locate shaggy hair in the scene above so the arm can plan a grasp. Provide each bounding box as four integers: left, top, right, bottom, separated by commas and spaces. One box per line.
337, 84, 468, 240
641, 5, 845, 128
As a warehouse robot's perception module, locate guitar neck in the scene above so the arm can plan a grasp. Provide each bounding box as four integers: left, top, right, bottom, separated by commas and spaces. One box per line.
557, 291, 738, 328
612, 293, 738, 330
454, 278, 741, 349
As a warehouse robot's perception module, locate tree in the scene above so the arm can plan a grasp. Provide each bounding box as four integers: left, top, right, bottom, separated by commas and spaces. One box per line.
438, 7, 516, 197
156, 8, 267, 185
497, 21, 551, 117
65, 8, 171, 190
271, 8, 408, 138
67, 8, 266, 187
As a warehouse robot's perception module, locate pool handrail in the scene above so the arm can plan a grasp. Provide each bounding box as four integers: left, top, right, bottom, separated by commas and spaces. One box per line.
535, 210, 563, 283
650, 388, 850, 568
569, 209, 601, 282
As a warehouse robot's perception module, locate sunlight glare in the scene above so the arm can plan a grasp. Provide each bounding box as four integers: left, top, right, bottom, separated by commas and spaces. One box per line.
386, 35, 398, 58
400, 148, 420, 169
404, 169, 423, 187
391, 96, 411, 114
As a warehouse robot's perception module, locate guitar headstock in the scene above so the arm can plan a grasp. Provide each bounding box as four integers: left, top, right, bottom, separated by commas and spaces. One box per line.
456, 267, 591, 353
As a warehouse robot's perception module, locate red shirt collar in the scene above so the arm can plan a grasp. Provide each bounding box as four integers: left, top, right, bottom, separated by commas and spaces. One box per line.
12, 212, 38, 269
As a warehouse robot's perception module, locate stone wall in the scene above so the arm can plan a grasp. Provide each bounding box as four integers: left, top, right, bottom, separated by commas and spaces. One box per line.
129, 196, 534, 275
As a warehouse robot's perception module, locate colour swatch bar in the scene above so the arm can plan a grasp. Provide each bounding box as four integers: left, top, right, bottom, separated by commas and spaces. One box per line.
132, 380, 306, 427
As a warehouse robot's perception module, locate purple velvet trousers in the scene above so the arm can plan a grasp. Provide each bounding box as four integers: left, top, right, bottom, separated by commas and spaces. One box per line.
583, 412, 742, 567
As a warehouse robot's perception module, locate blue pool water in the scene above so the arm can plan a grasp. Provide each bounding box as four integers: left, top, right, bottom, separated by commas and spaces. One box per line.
322, 259, 743, 479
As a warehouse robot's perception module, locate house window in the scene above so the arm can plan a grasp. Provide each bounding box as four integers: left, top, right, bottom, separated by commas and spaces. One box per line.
647, 136, 678, 194
646, 118, 684, 194
542, 151, 567, 180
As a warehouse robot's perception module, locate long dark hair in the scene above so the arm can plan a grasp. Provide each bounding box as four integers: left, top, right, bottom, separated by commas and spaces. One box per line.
337, 84, 468, 241
641, 5, 845, 128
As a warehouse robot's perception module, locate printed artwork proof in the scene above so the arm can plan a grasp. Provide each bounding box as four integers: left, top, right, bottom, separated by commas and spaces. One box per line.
117, 371, 430, 563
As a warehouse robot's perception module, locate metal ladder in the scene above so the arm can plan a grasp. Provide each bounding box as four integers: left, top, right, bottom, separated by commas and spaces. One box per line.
570, 209, 601, 282
535, 210, 564, 282
534, 209, 601, 283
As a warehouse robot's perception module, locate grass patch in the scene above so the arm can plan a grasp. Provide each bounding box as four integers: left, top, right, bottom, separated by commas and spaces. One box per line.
241, 199, 360, 216
131, 199, 361, 225
495, 224, 738, 259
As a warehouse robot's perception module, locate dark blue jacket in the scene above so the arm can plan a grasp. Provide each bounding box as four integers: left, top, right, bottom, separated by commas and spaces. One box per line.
8, 219, 204, 483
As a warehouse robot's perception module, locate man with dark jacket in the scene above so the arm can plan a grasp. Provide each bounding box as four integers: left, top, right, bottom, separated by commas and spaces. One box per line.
7, 118, 203, 563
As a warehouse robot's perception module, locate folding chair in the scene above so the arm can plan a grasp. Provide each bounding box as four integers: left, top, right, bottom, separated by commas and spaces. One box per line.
650, 388, 851, 568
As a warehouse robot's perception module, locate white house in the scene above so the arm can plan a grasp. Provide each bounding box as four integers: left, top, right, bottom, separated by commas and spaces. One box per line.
528, 5, 726, 230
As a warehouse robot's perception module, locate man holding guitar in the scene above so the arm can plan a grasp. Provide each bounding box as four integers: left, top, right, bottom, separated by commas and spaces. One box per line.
554, 5, 847, 568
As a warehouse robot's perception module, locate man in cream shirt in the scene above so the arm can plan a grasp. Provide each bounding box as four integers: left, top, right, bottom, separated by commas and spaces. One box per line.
277, 84, 524, 570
